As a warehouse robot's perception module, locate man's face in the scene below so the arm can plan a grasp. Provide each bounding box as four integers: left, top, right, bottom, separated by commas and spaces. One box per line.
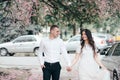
51, 27, 60, 38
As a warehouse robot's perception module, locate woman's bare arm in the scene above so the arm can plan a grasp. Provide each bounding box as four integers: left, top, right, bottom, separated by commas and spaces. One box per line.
71, 53, 81, 67
94, 53, 107, 70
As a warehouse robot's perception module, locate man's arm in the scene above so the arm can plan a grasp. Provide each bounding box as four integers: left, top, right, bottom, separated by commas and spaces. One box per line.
37, 39, 45, 67
60, 40, 71, 66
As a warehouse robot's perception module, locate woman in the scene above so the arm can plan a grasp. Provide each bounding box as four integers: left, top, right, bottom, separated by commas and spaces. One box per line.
69, 29, 110, 80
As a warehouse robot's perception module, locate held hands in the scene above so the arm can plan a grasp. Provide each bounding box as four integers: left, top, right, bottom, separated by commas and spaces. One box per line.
66, 66, 72, 72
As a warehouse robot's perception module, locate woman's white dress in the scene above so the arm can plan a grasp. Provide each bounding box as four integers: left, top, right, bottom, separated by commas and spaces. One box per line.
76, 44, 110, 80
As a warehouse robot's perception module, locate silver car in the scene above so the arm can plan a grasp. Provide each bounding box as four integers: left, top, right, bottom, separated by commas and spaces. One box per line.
93, 33, 114, 46
65, 34, 107, 53
102, 42, 120, 80
0, 35, 41, 56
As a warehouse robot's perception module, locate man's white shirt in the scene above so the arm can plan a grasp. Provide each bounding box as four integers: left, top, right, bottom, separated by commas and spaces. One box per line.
37, 37, 71, 66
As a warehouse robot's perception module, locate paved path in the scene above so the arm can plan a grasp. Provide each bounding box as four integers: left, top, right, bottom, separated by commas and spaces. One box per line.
0, 54, 105, 80
0, 54, 79, 80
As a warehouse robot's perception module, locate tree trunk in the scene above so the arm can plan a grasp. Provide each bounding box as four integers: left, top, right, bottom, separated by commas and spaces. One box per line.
73, 23, 76, 35
80, 22, 83, 34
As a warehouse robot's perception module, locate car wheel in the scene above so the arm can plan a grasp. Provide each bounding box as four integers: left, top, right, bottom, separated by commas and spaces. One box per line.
67, 51, 70, 53
9, 53, 15, 56
34, 47, 39, 56
0, 48, 8, 56
113, 69, 119, 80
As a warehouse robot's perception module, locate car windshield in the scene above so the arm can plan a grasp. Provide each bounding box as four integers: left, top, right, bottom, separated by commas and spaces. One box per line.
12, 36, 36, 43
112, 43, 120, 56
106, 43, 117, 56
12, 37, 25, 43
69, 35, 80, 42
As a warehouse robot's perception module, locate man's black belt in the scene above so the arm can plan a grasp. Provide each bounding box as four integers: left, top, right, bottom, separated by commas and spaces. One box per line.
44, 62, 59, 65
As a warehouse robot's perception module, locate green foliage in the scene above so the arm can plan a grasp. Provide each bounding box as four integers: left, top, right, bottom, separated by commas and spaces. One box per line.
40, 0, 100, 28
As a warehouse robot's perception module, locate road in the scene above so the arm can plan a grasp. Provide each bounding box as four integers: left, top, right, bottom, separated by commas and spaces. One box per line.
0, 54, 106, 80
0, 54, 79, 80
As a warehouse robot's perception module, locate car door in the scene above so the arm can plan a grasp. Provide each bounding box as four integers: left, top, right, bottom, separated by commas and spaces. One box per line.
11, 36, 37, 53
102, 43, 117, 71
110, 43, 120, 65
10, 36, 26, 53
102, 43, 120, 72
20, 36, 37, 52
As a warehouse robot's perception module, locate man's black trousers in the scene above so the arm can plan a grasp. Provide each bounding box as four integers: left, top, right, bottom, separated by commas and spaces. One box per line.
42, 62, 61, 80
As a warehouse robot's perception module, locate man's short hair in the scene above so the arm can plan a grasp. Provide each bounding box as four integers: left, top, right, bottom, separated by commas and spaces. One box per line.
50, 25, 59, 31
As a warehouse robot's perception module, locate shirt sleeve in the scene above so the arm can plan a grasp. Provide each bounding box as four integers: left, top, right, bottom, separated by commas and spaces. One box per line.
60, 39, 71, 66
37, 39, 44, 65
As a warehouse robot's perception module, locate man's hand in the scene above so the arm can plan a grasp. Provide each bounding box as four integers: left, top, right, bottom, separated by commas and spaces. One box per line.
41, 65, 45, 69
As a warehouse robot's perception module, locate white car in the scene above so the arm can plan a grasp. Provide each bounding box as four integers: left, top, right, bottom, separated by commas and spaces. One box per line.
93, 33, 114, 46
0, 35, 41, 56
102, 42, 120, 80
65, 34, 107, 53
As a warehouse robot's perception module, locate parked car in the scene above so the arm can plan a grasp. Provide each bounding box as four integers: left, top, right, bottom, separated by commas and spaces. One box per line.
99, 45, 111, 55
65, 34, 107, 53
65, 35, 80, 53
0, 35, 41, 56
102, 42, 120, 80
93, 33, 114, 46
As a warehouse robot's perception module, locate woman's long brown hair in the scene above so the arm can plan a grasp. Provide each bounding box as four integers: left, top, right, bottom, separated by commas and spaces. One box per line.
80, 29, 96, 57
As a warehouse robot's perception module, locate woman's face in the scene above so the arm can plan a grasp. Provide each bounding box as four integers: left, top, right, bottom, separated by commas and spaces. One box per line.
82, 31, 88, 41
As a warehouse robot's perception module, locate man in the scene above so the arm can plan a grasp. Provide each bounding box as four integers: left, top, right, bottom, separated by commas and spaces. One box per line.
37, 25, 71, 80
